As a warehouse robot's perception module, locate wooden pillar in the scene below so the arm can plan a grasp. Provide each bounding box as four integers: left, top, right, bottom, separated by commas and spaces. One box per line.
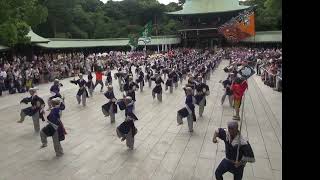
183, 31, 188, 48
50, 52, 53, 61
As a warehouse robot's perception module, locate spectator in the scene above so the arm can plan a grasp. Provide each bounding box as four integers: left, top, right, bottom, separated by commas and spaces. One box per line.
0, 67, 7, 96
256, 58, 262, 75
25, 66, 33, 91
274, 64, 282, 92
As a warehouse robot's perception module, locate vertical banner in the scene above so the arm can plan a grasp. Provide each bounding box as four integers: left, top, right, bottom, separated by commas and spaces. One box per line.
141, 21, 152, 43
128, 35, 139, 51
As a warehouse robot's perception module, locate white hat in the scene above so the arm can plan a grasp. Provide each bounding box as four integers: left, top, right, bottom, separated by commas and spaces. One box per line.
51, 97, 62, 103
29, 87, 39, 92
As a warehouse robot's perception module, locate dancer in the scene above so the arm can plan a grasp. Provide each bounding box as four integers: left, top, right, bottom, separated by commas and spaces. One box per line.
123, 76, 139, 105
172, 68, 179, 89
165, 68, 174, 93
94, 69, 104, 92
40, 98, 67, 157
136, 67, 145, 92
115, 67, 126, 92
220, 73, 234, 107
105, 67, 112, 86
87, 71, 94, 97
177, 87, 196, 132
194, 76, 210, 117
145, 67, 153, 88
18, 88, 45, 132
213, 121, 255, 180
116, 112, 138, 150
185, 74, 196, 95
70, 74, 89, 107
47, 79, 63, 110
152, 72, 164, 102
102, 85, 118, 123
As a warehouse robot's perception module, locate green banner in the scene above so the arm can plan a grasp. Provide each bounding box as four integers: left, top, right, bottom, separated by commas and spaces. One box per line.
128, 35, 138, 49
140, 21, 152, 43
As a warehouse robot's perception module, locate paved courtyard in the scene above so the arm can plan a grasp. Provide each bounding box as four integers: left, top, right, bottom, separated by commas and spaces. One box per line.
0, 60, 282, 180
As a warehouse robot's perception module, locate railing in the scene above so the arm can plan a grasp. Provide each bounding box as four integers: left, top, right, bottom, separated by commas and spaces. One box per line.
179, 24, 221, 31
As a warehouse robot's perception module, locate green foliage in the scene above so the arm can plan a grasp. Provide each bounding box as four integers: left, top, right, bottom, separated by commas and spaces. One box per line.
0, 0, 282, 44
33, 0, 182, 39
128, 34, 139, 49
16, 21, 32, 44
0, 0, 47, 46
178, 0, 186, 5
0, 22, 18, 46
241, 0, 282, 31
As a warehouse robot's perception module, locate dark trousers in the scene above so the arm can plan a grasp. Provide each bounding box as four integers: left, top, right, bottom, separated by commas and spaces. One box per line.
94, 80, 104, 91
256, 64, 260, 75
215, 159, 245, 180
0, 83, 4, 96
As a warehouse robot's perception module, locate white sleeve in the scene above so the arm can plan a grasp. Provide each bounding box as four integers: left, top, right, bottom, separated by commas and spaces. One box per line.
185, 105, 192, 114
192, 97, 196, 105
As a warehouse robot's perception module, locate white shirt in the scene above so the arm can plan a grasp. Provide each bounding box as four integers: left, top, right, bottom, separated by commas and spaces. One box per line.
0, 70, 7, 79
25, 69, 32, 79
14, 70, 21, 79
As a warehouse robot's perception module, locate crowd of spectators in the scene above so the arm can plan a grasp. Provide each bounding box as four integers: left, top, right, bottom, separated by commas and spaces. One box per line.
0, 47, 282, 97
225, 47, 282, 91
0, 51, 146, 96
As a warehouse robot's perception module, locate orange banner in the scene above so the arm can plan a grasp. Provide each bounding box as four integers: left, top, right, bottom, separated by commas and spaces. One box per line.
237, 12, 255, 37
218, 10, 255, 42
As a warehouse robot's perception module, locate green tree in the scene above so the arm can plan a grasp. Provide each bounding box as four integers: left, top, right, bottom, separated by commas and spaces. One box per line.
264, 0, 282, 29
166, 2, 182, 12
41, 0, 75, 37
241, 0, 282, 31
78, 0, 103, 12
178, 0, 186, 6
0, 0, 47, 46
34, 0, 183, 39
71, 4, 94, 38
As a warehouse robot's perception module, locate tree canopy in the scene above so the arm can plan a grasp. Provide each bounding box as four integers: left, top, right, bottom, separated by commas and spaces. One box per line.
241, 0, 282, 31
33, 0, 183, 40
0, 0, 281, 46
0, 0, 48, 46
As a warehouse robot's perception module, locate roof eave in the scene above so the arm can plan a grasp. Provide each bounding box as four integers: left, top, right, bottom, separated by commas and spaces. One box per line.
166, 6, 251, 16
